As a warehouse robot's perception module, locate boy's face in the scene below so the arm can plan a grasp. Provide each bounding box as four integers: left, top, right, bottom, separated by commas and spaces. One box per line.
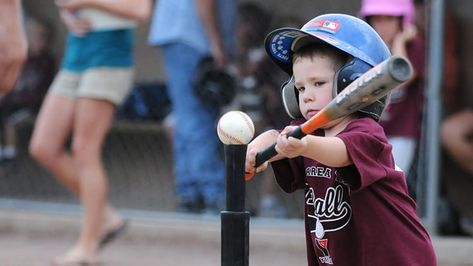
293, 54, 335, 121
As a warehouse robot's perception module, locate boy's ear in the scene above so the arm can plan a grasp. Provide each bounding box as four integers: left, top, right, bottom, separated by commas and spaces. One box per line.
281, 76, 303, 119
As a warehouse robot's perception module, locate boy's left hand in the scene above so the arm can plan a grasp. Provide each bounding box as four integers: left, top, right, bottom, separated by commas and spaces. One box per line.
275, 126, 306, 158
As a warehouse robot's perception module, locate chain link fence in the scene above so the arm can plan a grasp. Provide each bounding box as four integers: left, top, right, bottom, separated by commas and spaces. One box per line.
0, 111, 303, 218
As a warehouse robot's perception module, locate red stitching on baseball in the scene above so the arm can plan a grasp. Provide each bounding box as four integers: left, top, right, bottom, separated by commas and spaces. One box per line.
218, 123, 245, 144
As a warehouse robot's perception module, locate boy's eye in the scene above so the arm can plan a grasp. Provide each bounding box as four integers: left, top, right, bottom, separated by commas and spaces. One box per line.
314, 81, 326, 87
295, 86, 305, 92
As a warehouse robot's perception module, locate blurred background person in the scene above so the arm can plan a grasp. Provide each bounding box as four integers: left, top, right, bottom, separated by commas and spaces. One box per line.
0, 17, 56, 161
414, 0, 461, 116
413, 0, 469, 235
409, 0, 473, 237
0, 0, 27, 93
442, 109, 473, 179
234, 2, 280, 217
256, 15, 306, 218
360, 0, 425, 179
233, 3, 303, 217
441, 108, 473, 235
148, 0, 236, 214
28, 0, 151, 265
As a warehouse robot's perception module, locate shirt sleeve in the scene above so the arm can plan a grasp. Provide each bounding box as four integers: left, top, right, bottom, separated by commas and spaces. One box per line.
269, 118, 308, 193
270, 157, 306, 193
336, 119, 395, 191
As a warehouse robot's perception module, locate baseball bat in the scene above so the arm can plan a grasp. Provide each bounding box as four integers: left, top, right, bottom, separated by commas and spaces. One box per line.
245, 55, 413, 180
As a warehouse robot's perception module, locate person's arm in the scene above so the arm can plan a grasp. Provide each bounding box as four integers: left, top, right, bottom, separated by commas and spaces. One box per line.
0, 0, 27, 93
55, 0, 151, 22
391, 24, 417, 58
275, 126, 352, 168
195, 0, 226, 67
391, 24, 418, 86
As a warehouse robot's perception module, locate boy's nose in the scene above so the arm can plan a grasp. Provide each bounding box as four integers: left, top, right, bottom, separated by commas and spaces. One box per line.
302, 91, 314, 102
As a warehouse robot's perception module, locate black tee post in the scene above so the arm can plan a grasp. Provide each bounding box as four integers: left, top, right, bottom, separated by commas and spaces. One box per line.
221, 144, 250, 266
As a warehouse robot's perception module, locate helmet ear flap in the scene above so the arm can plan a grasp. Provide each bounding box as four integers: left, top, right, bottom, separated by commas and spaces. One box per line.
334, 58, 388, 121
281, 76, 303, 119
335, 57, 373, 95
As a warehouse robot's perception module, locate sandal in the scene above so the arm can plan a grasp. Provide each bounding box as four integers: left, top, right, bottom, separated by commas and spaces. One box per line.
98, 220, 128, 249
51, 254, 99, 266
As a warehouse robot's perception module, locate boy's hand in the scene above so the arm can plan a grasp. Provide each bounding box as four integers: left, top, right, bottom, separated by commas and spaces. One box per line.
244, 129, 279, 180
245, 146, 269, 177
275, 126, 307, 158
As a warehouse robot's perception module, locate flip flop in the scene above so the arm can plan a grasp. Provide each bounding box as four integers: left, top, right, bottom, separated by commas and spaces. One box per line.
98, 220, 128, 249
51, 254, 99, 266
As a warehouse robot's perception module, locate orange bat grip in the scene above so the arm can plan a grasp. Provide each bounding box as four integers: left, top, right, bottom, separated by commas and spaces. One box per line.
300, 111, 332, 134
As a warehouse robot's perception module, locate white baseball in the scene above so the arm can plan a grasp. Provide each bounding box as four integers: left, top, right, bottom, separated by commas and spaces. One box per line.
217, 111, 255, 145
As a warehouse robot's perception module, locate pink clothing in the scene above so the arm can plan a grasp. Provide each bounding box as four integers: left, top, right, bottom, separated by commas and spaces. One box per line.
380, 36, 426, 139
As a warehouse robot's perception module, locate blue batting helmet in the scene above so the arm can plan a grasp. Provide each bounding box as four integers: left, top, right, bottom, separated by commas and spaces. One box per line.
264, 13, 391, 120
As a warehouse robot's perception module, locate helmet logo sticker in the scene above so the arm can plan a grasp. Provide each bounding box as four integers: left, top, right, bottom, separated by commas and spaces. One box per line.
269, 31, 306, 63
304, 20, 341, 34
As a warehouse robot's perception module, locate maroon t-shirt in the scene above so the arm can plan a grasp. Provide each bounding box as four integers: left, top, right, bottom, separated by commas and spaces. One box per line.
271, 118, 436, 266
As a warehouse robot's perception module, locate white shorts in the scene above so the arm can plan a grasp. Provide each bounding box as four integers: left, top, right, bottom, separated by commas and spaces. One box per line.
49, 68, 134, 105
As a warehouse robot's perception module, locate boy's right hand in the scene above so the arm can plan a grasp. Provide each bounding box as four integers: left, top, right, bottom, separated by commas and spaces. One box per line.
244, 129, 279, 180
245, 146, 269, 179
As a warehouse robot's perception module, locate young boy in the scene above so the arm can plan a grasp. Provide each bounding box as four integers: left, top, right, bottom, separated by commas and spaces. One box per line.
245, 14, 436, 266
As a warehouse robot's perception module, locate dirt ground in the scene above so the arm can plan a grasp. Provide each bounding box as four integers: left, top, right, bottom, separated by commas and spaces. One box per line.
0, 208, 472, 266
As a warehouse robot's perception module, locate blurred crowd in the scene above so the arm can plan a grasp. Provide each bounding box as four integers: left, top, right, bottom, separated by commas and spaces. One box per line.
4, 0, 472, 222
1, 0, 472, 263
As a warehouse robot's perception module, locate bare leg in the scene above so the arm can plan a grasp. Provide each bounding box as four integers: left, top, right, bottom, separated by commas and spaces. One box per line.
30, 93, 122, 221
441, 109, 473, 175
29, 93, 77, 192
30, 94, 123, 263
69, 98, 116, 259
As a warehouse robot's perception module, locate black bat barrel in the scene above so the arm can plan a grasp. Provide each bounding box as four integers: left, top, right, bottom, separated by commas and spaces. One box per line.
221, 145, 250, 266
